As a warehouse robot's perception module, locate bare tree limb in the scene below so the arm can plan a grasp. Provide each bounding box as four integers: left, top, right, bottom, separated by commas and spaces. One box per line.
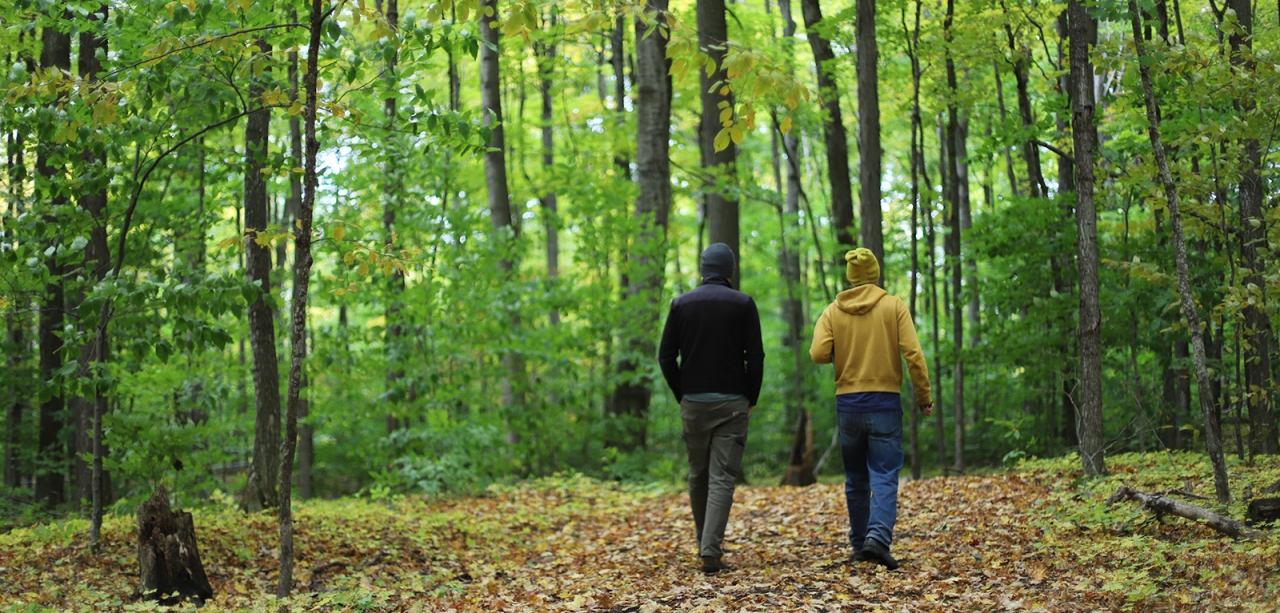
1107, 485, 1264, 540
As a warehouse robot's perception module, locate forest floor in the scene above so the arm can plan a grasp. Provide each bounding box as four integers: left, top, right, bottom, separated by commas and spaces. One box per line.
2, 453, 1279, 612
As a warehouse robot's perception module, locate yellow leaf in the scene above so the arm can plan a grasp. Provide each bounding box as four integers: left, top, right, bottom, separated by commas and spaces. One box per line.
713, 128, 730, 152
357, 262, 369, 276
333, 224, 346, 242
730, 126, 744, 145
780, 115, 793, 134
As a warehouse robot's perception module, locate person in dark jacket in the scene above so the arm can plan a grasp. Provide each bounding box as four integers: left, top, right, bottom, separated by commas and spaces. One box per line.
658, 243, 765, 574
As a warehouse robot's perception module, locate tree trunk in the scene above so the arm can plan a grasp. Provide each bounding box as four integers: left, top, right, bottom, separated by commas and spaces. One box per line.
1069, 0, 1106, 476
855, 0, 882, 266
78, 2, 112, 548
34, 10, 72, 511
538, 10, 560, 326
993, 61, 1019, 197
136, 486, 214, 604
904, 0, 924, 480
1129, 0, 1230, 503
611, 14, 629, 178
278, 0, 326, 597
4, 311, 23, 489
285, 14, 311, 500
699, 0, 740, 288
924, 133, 945, 469
382, 0, 406, 434
1003, 4, 1046, 200
1227, 0, 1278, 455
5, 52, 30, 489
944, 0, 964, 474
607, 0, 673, 452
479, 0, 524, 434
241, 37, 281, 512
799, 0, 855, 256
777, 0, 814, 485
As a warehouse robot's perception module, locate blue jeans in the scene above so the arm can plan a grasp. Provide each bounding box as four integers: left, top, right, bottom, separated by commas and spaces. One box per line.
838, 409, 904, 551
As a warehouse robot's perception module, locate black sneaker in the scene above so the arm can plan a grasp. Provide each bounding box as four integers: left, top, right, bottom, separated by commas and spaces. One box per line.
854, 539, 899, 570
701, 556, 728, 574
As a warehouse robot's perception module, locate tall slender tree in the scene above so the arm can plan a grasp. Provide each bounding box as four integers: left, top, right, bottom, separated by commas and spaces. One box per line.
1069, 0, 1105, 476
1227, 0, 1278, 455
77, 1, 111, 549
944, 0, 965, 473
279, 0, 329, 595
776, 0, 815, 487
34, 7, 71, 510
380, 0, 406, 435
537, 9, 560, 326
1129, 0, 1230, 503
479, 0, 525, 430
799, 0, 855, 256
607, 0, 673, 451
855, 0, 882, 266
241, 36, 281, 512
699, 0, 740, 287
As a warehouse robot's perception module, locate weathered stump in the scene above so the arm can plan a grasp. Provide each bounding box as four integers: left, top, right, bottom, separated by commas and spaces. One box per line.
1246, 498, 1280, 526
136, 485, 214, 605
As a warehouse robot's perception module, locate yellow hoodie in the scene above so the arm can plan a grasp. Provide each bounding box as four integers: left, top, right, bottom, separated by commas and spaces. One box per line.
809, 285, 932, 406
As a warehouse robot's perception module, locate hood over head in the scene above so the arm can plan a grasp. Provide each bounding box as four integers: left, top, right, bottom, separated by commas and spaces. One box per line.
700, 243, 736, 279
836, 284, 888, 315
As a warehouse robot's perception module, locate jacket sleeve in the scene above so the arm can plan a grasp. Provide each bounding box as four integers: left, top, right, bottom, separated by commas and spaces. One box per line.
657, 300, 682, 401
744, 298, 765, 406
809, 305, 834, 364
897, 300, 932, 406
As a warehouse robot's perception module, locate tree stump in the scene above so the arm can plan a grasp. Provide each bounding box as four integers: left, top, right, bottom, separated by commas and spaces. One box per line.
1246, 498, 1280, 526
136, 485, 214, 605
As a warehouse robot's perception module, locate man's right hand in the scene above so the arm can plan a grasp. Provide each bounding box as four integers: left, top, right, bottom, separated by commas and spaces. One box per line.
920, 403, 934, 418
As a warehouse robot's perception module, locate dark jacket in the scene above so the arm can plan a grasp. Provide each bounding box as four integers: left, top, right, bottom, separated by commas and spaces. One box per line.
657, 277, 765, 406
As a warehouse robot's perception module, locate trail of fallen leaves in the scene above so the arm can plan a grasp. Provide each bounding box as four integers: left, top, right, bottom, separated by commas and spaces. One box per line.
1, 456, 1278, 612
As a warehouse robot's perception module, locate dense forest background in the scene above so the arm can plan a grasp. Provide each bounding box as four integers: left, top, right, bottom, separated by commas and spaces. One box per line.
1, 0, 1278, 531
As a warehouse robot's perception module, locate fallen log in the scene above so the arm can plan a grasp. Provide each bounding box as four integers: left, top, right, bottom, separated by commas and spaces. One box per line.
1107, 485, 1264, 540
136, 486, 214, 605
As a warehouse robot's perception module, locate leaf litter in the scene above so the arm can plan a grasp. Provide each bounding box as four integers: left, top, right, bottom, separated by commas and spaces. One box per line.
1, 456, 1278, 612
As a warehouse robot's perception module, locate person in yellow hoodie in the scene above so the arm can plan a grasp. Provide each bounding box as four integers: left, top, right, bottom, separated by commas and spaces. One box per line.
810, 248, 933, 570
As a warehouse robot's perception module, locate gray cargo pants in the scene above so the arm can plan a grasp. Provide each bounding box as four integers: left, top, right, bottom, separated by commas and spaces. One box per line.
680, 397, 750, 560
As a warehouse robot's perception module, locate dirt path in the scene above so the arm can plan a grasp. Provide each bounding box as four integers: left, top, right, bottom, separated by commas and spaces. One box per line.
2, 466, 1275, 612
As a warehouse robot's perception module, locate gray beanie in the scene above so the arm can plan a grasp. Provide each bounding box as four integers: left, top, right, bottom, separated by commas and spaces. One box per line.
700, 243, 736, 279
